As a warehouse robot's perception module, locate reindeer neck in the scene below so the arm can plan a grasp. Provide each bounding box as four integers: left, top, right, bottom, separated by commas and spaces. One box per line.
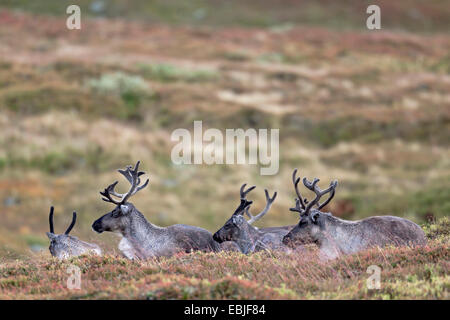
319, 214, 359, 252
235, 223, 261, 254
122, 208, 164, 243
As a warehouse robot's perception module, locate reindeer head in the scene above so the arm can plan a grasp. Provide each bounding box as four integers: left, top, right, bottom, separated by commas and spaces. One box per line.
92, 161, 149, 234
213, 183, 277, 243
282, 169, 338, 247
47, 206, 97, 259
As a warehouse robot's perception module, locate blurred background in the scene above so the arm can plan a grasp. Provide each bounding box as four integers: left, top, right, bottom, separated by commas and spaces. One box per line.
0, 0, 449, 260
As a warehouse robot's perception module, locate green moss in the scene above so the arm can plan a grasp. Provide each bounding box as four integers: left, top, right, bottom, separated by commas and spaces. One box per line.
23, 235, 48, 247
138, 63, 219, 83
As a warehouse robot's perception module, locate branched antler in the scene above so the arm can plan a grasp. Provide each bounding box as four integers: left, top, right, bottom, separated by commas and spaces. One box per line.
316, 182, 337, 210
292, 169, 306, 210
290, 173, 338, 216
232, 183, 255, 215
100, 181, 121, 205
100, 161, 149, 205
290, 198, 304, 214
246, 189, 277, 225
240, 183, 256, 199
302, 177, 338, 214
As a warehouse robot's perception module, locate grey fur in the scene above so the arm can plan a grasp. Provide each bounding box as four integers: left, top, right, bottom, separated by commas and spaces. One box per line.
93, 203, 220, 259
213, 184, 292, 254
92, 162, 220, 259
47, 207, 102, 260
282, 169, 427, 260
214, 214, 291, 254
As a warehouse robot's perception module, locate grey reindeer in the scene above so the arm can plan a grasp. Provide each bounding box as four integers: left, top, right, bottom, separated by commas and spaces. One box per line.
213, 184, 292, 254
92, 161, 222, 259
47, 206, 102, 260
282, 169, 427, 260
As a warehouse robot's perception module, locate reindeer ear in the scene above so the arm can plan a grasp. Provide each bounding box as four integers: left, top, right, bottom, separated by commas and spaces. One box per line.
232, 215, 244, 226
120, 204, 130, 214
310, 211, 320, 223
46, 232, 56, 240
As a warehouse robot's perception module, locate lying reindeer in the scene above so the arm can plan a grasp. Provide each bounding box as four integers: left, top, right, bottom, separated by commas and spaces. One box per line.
213, 184, 292, 254
47, 206, 102, 260
92, 161, 221, 259
282, 169, 427, 260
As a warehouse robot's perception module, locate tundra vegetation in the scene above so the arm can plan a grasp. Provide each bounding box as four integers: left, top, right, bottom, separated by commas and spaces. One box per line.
0, 1, 449, 299
0, 218, 448, 299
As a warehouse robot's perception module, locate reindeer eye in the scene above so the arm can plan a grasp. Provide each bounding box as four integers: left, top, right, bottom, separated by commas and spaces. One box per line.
299, 218, 308, 226
112, 210, 121, 218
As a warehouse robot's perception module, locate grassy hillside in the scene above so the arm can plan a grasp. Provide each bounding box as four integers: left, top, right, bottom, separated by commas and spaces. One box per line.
0, 7, 449, 260
0, 1, 448, 299
0, 218, 448, 299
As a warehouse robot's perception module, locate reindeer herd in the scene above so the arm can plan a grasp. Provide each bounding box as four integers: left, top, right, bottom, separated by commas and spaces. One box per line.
46, 161, 426, 261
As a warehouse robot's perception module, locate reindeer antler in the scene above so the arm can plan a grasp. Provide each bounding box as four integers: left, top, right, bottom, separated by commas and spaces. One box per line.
292, 169, 306, 210
100, 181, 121, 205
240, 183, 256, 199
100, 161, 149, 205
65, 212, 77, 235
290, 198, 304, 214
246, 189, 277, 225
49, 206, 55, 234
48, 207, 77, 235
232, 183, 255, 216
316, 181, 337, 210
290, 174, 338, 216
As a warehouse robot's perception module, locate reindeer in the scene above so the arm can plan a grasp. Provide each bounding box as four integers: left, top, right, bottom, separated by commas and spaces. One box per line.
92, 161, 221, 259
282, 169, 427, 260
213, 184, 292, 254
46, 206, 102, 260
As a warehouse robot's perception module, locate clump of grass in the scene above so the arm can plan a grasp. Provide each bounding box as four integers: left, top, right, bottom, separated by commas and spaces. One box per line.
257, 52, 306, 65
86, 72, 149, 94
138, 63, 219, 82
423, 217, 449, 241
86, 72, 152, 120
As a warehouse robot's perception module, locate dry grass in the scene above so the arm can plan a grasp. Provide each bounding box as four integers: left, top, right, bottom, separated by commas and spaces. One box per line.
0, 218, 448, 299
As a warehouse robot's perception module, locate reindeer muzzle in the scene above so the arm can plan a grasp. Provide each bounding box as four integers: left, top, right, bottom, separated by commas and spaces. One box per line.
92, 219, 104, 233
212, 232, 224, 243
282, 234, 292, 246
